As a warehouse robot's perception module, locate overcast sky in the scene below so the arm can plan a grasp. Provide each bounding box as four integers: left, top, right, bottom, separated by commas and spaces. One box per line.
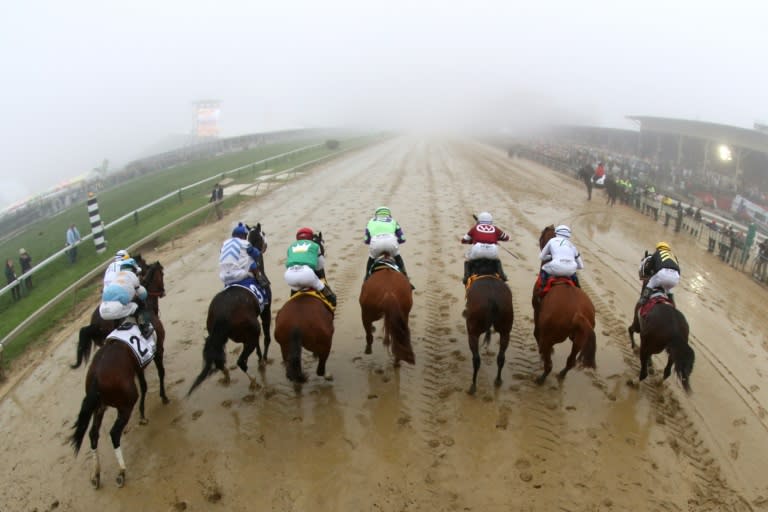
1, 0, 766, 209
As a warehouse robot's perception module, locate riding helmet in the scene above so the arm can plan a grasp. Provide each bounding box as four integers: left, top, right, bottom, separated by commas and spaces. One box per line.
296, 227, 314, 240
656, 241, 670, 251
555, 225, 571, 238
477, 212, 493, 224
375, 206, 391, 218
232, 222, 248, 238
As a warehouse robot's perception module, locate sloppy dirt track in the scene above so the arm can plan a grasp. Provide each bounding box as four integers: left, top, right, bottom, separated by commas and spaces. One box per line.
1, 138, 767, 511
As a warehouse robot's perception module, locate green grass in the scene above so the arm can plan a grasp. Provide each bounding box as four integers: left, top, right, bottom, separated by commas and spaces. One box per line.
0, 135, 381, 369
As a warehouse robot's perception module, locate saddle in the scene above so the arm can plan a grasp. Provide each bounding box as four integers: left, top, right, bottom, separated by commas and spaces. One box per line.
535, 275, 576, 298
639, 291, 674, 318
465, 273, 501, 292
370, 257, 401, 276
289, 289, 336, 313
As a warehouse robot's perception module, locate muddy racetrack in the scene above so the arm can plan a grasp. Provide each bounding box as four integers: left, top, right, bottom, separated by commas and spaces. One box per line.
1, 138, 767, 511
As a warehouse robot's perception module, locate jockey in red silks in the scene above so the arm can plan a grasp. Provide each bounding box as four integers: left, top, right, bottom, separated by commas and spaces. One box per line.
594, 162, 606, 180
461, 212, 509, 283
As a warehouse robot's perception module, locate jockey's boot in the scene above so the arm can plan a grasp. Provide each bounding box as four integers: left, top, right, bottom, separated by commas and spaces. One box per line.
290, 289, 297, 297
638, 287, 652, 306
320, 284, 337, 308
496, 260, 509, 282
256, 271, 270, 288
364, 257, 374, 280
462, 261, 470, 285
571, 273, 581, 288
667, 292, 675, 306
137, 306, 154, 339
394, 255, 415, 290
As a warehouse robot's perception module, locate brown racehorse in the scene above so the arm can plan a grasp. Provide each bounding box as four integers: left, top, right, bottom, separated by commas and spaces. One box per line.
532, 225, 596, 384
359, 259, 415, 367
628, 271, 694, 392
463, 258, 513, 394
73, 261, 168, 404
274, 232, 336, 383
70, 335, 154, 489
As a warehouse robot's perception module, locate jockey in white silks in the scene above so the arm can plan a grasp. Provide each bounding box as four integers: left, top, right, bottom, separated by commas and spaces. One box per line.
538, 225, 584, 289
100, 258, 153, 338
103, 249, 130, 290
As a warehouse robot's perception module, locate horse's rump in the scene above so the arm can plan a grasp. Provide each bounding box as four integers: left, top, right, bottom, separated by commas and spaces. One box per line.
359, 269, 414, 364
275, 295, 334, 353
465, 278, 513, 336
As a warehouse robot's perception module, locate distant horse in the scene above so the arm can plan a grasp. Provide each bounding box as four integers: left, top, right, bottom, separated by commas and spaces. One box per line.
628, 270, 694, 392
577, 164, 593, 200
463, 258, 513, 394
604, 175, 619, 206
187, 224, 270, 394
73, 261, 168, 404
70, 332, 156, 489
532, 225, 597, 384
274, 232, 336, 383
359, 257, 415, 367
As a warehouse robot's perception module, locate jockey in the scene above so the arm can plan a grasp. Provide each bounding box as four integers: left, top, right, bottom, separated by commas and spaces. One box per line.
461, 212, 509, 284
364, 206, 411, 283
99, 258, 153, 338
219, 222, 262, 287
594, 162, 606, 180
103, 249, 131, 290
284, 227, 337, 307
640, 241, 680, 305
538, 225, 583, 291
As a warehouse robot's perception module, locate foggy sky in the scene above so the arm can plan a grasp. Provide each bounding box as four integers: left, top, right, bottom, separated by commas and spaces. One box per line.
1, 0, 767, 209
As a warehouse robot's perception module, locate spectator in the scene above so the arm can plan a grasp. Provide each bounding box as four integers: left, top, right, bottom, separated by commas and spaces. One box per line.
209, 183, 224, 220
5, 259, 21, 301
18, 248, 32, 290
66, 224, 81, 263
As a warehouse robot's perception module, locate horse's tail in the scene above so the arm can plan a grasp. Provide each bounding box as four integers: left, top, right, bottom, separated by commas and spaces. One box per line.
576, 315, 597, 369
382, 293, 414, 365
672, 336, 695, 394
72, 324, 96, 369
70, 379, 100, 455
483, 298, 498, 346
187, 318, 228, 396
286, 326, 304, 382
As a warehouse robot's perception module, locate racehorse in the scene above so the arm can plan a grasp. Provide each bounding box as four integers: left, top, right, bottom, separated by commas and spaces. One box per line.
70, 333, 154, 488
187, 224, 270, 394
274, 232, 336, 383
359, 256, 415, 367
577, 164, 593, 200
463, 258, 513, 394
532, 225, 597, 384
73, 261, 168, 404
628, 267, 694, 392
604, 175, 619, 207
247, 223, 272, 349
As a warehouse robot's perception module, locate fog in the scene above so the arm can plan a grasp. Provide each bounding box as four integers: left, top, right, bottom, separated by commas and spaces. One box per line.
1, 0, 766, 209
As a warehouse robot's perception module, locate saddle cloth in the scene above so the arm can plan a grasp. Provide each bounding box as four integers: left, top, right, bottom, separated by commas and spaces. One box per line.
289, 289, 336, 313
639, 293, 674, 318
465, 273, 501, 294
535, 275, 575, 298
107, 322, 157, 368
227, 278, 267, 312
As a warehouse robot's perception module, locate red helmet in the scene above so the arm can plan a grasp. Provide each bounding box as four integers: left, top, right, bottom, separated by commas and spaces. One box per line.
296, 227, 314, 240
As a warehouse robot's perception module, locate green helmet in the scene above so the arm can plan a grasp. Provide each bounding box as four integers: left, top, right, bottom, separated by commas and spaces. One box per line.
375, 206, 391, 218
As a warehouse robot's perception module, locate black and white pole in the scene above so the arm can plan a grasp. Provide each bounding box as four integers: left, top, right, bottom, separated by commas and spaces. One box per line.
87, 193, 107, 254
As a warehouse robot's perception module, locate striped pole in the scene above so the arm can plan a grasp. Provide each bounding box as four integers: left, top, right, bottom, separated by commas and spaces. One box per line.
87, 193, 107, 254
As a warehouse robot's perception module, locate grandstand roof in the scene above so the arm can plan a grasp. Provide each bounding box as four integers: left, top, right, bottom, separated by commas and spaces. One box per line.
627, 116, 768, 154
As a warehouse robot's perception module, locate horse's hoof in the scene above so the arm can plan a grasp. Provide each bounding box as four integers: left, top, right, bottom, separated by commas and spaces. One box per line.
535, 375, 546, 385
161, 396, 170, 405
116, 471, 125, 488
364, 347, 372, 355
91, 475, 100, 490
139, 417, 148, 426
468, 384, 477, 395
323, 374, 334, 381
494, 378, 502, 388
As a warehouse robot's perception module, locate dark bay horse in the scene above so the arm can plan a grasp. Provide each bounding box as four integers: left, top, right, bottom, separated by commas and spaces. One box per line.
577, 164, 593, 200
73, 261, 168, 404
628, 274, 694, 392
70, 336, 154, 488
187, 224, 270, 394
532, 225, 596, 384
359, 260, 415, 367
463, 260, 513, 395
274, 232, 336, 383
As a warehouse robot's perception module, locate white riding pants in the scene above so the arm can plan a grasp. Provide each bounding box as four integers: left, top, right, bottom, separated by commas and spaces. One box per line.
284, 265, 325, 292
646, 268, 680, 292
467, 243, 499, 261
369, 233, 400, 258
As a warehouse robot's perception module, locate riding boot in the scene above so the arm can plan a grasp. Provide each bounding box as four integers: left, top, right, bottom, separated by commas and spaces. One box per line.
571, 273, 581, 288
667, 292, 675, 307
256, 271, 270, 288
290, 289, 297, 297
638, 287, 652, 305
135, 302, 154, 339
364, 257, 374, 280
462, 261, 470, 285
320, 284, 337, 308
394, 254, 415, 290
496, 260, 508, 282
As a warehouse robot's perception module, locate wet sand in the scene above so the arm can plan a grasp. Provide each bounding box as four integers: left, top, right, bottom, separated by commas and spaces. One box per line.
1, 137, 766, 511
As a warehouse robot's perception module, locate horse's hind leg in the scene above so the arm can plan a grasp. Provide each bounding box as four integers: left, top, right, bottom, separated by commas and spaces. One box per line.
260, 304, 272, 366
110, 405, 134, 488
238, 339, 260, 391
495, 331, 510, 387
89, 406, 106, 489
536, 343, 553, 385
153, 343, 169, 405
468, 333, 481, 395
316, 350, 331, 379
663, 354, 674, 381
558, 339, 581, 381
362, 309, 376, 355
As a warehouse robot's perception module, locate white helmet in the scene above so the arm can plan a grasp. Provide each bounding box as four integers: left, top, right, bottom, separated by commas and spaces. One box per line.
555, 225, 571, 238
477, 212, 493, 224
115, 249, 129, 261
